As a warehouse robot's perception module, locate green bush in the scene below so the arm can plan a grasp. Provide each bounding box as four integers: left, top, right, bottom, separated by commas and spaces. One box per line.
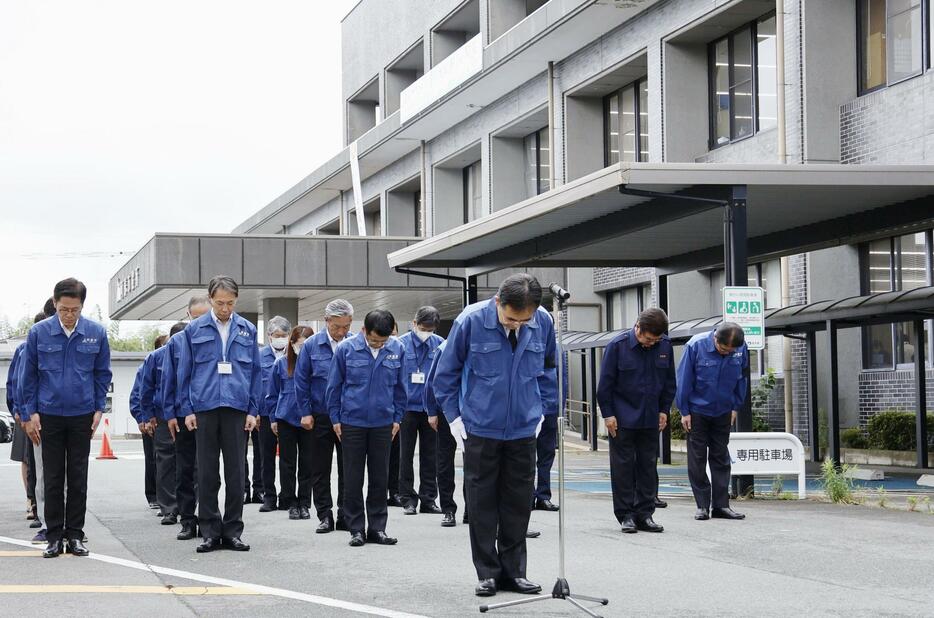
841, 427, 869, 449
669, 407, 685, 441
866, 410, 934, 451
820, 458, 859, 504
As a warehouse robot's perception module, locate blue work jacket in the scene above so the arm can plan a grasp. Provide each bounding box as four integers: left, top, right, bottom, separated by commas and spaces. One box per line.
176, 312, 263, 417
597, 328, 676, 429
19, 317, 112, 421
266, 355, 304, 428
325, 334, 406, 428
139, 346, 167, 422
432, 299, 557, 441
423, 340, 448, 418
160, 333, 185, 421
130, 365, 144, 423
399, 330, 444, 412
258, 345, 279, 417
294, 330, 340, 415
675, 331, 749, 418
6, 343, 24, 415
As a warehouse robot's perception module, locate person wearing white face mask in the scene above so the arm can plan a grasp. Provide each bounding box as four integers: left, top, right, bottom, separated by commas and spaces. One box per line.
256, 315, 292, 513
398, 306, 446, 519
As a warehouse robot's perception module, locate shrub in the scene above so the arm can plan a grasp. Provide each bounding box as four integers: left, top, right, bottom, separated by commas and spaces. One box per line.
669, 407, 685, 441
866, 410, 934, 451
820, 458, 858, 504
841, 427, 869, 449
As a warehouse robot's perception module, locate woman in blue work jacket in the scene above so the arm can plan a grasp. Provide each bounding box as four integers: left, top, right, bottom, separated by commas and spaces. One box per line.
267, 325, 315, 521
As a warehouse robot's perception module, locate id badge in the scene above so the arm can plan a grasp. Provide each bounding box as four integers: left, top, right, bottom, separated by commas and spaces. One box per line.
411, 371, 426, 384
217, 362, 233, 375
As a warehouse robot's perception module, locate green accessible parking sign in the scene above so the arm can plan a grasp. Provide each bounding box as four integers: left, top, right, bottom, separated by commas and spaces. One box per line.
722, 286, 765, 350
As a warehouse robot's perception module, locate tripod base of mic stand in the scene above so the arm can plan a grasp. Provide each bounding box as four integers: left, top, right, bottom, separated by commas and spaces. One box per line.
478, 578, 609, 616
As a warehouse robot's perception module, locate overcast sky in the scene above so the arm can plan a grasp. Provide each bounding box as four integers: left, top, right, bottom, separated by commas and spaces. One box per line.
0, 0, 357, 328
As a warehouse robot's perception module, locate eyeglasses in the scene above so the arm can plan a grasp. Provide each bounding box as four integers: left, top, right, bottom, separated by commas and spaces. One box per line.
57, 306, 82, 315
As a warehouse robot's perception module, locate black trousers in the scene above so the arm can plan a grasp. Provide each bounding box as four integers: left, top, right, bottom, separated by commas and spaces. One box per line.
341, 424, 392, 534
195, 408, 247, 540
464, 433, 536, 581
387, 432, 400, 498
243, 428, 262, 495
142, 432, 157, 504
309, 413, 344, 522
41, 413, 93, 544
174, 419, 198, 526
534, 414, 558, 502
609, 427, 658, 521
154, 421, 177, 515
278, 421, 313, 509
258, 417, 278, 503
686, 413, 733, 510
399, 411, 438, 506
26, 440, 37, 503
435, 414, 458, 515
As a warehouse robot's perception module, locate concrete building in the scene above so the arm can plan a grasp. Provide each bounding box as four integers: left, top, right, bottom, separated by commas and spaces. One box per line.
111, 0, 934, 451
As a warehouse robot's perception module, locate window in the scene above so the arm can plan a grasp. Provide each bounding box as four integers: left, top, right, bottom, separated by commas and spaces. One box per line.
606, 283, 651, 331
858, 0, 928, 94
604, 78, 649, 165
861, 231, 934, 369
708, 13, 777, 149
524, 127, 550, 196
463, 160, 483, 222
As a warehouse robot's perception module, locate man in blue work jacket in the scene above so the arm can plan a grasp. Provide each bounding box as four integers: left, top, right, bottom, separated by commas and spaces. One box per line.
130, 356, 157, 513
676, 322, 749, 521
424, 339, 461, 527
141, 331, 183, 525
20, 278, 112, 559
433, 273, 557, 598
398, 306, 445, 517
176, 276, 262, 553
294, 298, 354, 534
325, 309, 406, 548
597, 308, 675, 534
161, 296, 212, 542
256, 315, 292, 512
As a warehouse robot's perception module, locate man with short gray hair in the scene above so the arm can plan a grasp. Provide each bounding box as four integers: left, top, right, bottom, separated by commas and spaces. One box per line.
294, 299, 355, 533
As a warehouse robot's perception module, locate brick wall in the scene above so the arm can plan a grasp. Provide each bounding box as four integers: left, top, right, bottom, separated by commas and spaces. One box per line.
858, 369, 934, 426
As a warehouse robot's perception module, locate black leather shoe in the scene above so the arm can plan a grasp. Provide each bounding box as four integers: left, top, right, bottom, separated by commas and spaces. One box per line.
258, 501, 277, 513
499, 578, 541, 594
42, 539, 64, 558
67, 538, 89, 557
441, 512, 456, 527
712, 507, 745, 520
316, 516, 335, 534
288, 507, 301, 520
299, 506, 311, 520
695, 508, 710, 521
251, 492, 264, 504
636, 517, 664, 533
196, 538, 222, 553
161, 513, 178, 526
223, 537, 250, 551
620, 516, 637, 533
419, 503, 443, 514
475, 578, 497, 597
177, 523, 198, 540
387, 495, 404, 508
403, 504, 417, 515
366, 530, 398, 545
348, 532, 366, 547
534, 499, 559, 512
335, 517, 349, 532
29, 519, 42, 529
655, 496, 668, 508
525, 530, 541, 539
148, 502, 160, 510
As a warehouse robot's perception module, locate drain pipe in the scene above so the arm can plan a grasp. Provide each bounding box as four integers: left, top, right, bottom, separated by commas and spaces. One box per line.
777, 0, 794, 434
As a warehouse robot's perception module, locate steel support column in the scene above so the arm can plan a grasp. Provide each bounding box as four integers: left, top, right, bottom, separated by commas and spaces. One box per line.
589, 347, 599, 452
657, 273, 672, 465
807, 330, 821, 462
915, 319, 929, 468
827, 319, 841, 467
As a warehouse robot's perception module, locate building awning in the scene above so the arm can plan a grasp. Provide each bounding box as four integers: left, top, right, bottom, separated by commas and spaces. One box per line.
560, 286, 934, 350
109, 234, 504, 321
387, 162, 934, 276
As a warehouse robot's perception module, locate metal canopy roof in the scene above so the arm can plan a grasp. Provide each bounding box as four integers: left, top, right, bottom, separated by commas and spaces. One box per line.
387, 162, 934, 276
560, 286, 934, 351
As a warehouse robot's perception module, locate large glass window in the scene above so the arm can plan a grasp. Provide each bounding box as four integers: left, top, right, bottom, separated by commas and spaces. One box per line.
859, 0, 928, 94
604, 78, 648, 165
862, 231, 934, 369
708, 14, 777, 149
524, 127, 551, 197
463, 160, 483, 223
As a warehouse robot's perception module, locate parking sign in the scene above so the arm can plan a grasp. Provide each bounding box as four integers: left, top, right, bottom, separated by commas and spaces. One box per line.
723, 286, 765, 350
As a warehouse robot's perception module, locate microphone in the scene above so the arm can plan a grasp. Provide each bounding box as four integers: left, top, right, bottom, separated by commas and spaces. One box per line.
549, 283, 570, 301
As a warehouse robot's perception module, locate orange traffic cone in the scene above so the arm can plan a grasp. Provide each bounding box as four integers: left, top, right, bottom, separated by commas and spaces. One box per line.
96, 417, 118, 460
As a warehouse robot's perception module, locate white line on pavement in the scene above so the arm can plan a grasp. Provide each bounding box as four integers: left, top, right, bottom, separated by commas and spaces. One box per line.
0, 536, 428, 618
